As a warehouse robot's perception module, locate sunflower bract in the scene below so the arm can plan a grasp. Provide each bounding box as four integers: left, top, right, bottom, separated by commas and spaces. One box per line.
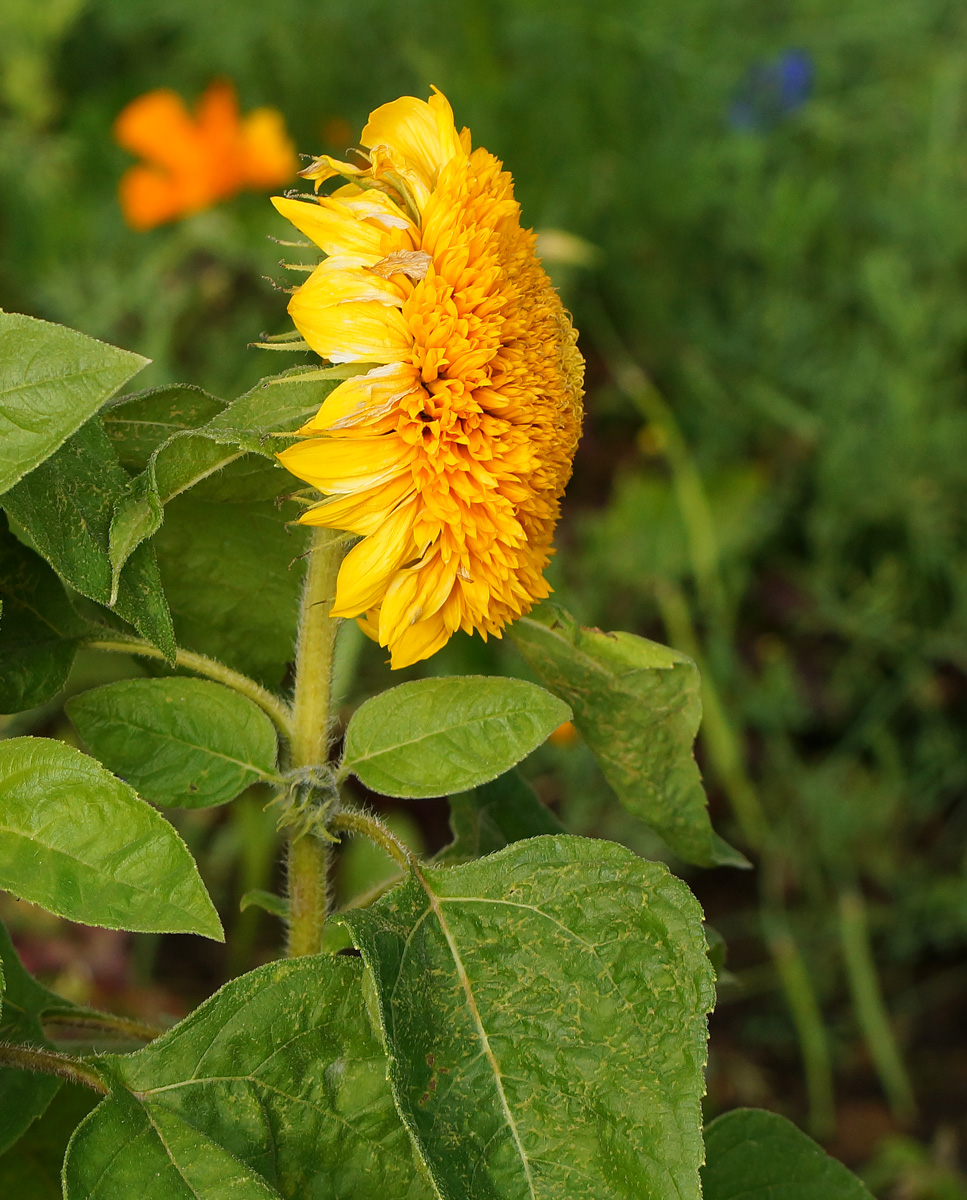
273, 89, 584, 669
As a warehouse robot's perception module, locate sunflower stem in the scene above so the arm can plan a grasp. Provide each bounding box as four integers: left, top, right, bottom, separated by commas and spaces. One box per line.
286, 527, 345, 957
42, 1007, 164, 1042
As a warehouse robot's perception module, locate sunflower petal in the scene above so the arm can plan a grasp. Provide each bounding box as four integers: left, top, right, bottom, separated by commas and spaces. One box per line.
298, 263, 406, 309
385, 609, 450, 669
288, 295, 411, 364
330, 501, 421, 615
361, 91, 464, 188
378, 553, 457, 642
271, 196, 387, 257
302, 363, 422, 432
277, 433, 411, 492
300, 473, 414, 535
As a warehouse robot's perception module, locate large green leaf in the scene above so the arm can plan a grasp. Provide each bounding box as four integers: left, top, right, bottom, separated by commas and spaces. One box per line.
203, 370, 341, 456
0, 1085, 97, 1200
101, 372, 338, 592
701, 1108, 874, 1199
343, 835, 715, 1200
0, 517, 90, 713
103, 381, 298, 498
439, 770, 566, 864
0, 313, 147, 496
0, 920, 62, 1155
65, 1091, 284, 1200
152, 493, 308, 688
341, 677, 571, 799
0, 738, 222, 939
102, 384, 227, 470
63, 956, 433, 1200
510, 603, 744, 868
104, 381, 299, 583
67, 678, 280, 808
108, 432, 248, 586
2, 419, 175, 660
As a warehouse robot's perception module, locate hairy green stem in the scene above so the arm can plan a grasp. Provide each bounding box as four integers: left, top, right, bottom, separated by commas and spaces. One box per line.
838, 889, 916, 1122
42, 1007, 163, 1042
0, 1043, 109, 1094
285, 528, 345, 957
85, 637, 293, 739
330, 810, 414, 873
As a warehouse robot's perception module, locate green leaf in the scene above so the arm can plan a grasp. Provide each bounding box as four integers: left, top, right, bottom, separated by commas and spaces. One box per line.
701, 1108, 875, 1199
343, 835, 715, 1200
106, 384, 294, 582
149, 433, 246, 503
238, 889, 289, 919
439, 769, 566, 864
2, 419, 175, 660
108, 473, 164, 603
102, 384, 226, 470
0, 517, 90, 713
203, 370, 340, 457
106, 433, 252, 584
65, 1092, 284, 1200
341, 676, 571, 799
511, 603, 745, 868
67, 678, 280, 808
0, 919, 62, 1155
186, 453, 293, 504
0, 312, 147, 496
0, 1085, 97, 1200
153, 494, 308, 688
63, 956, 433, 1200
0, 738, 222, 939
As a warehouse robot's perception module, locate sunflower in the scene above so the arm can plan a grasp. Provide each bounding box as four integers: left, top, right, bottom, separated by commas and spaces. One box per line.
273, 89, 584, 668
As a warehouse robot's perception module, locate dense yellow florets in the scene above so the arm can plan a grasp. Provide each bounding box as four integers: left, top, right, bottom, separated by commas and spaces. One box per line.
273, 89, 583, 668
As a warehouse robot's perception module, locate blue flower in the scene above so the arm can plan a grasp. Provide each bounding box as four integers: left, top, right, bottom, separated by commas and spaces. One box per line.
729, 50, 814, 131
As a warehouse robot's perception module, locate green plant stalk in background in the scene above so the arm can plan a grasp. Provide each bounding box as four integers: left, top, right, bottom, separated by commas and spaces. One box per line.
606, 344, 839, 1138
838, 888, 917, 1122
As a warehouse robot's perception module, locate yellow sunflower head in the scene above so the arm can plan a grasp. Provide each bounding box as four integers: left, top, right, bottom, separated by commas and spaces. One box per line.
272, 88, 584, 669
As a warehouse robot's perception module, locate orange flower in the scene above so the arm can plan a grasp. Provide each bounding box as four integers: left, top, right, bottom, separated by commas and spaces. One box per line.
548, 720, 579, 747
114, 80, 298, 230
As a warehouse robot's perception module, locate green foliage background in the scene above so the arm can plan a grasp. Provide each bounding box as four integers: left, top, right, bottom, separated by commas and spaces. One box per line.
2, 0, 966, 1184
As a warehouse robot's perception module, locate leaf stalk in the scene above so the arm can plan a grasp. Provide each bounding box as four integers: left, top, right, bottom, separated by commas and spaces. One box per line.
0, 1042, 109, 1094
84, 636, 293, 739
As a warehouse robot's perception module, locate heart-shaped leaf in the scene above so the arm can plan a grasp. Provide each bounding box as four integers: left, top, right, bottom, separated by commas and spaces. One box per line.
702, 1108, 874, 1199
511, 603, 745, 867
68, 678, 280, 808
0, 738, 222, 939
63, 956, 433, 1200
343, 835, 715, 1200
0, 313, 146, 496
341, 676, 570, 799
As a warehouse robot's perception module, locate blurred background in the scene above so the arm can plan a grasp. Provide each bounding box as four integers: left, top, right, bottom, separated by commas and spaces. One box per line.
2, 0, 967, 1193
